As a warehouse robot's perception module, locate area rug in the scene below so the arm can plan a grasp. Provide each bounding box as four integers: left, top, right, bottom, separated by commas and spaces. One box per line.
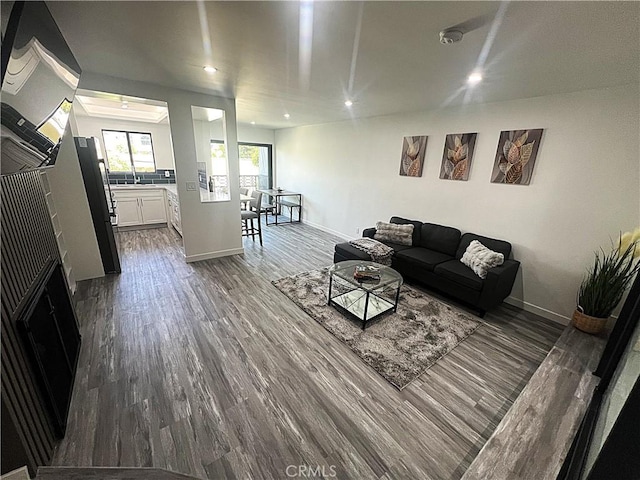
272, 268, 481, 390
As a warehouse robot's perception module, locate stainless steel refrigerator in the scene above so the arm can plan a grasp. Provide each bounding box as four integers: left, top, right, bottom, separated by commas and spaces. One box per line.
74, 137, 121, 274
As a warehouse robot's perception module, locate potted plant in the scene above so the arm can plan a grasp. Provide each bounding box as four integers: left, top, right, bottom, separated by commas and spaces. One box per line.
572, 228, 640, 334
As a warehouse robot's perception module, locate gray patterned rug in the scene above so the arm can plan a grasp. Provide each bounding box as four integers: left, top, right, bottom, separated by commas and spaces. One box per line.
272, 268, 481, 390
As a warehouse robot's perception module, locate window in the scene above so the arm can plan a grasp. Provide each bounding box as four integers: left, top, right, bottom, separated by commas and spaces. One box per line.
102, 130, 156, 173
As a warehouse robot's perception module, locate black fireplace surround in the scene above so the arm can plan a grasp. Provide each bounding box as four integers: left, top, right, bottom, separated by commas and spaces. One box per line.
17, 261, 81, 437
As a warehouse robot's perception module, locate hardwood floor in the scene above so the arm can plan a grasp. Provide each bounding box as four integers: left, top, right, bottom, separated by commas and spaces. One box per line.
53, 222, 563, 479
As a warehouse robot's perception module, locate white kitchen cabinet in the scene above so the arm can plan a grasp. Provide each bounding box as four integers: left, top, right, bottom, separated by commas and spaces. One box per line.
113, 188, 167, 227
166, 189, 182, 237
115, 197, 142, 226
166, 193, 175, 226
140, 196, 167, 224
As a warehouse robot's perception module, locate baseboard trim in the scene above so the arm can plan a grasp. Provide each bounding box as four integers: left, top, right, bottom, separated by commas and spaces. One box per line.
185, 247, 244, 263
505, 296, 570, 325
301, 219, 351, 240
115, 222, 167, 232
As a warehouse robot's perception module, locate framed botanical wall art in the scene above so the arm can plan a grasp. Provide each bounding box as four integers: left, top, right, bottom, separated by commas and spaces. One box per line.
399, 135, 428, 177
491, 129, 544, 185
439, 133, 477, 181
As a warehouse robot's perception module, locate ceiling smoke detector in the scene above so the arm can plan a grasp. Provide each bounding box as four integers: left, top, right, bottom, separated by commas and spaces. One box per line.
439, 29, 463, 45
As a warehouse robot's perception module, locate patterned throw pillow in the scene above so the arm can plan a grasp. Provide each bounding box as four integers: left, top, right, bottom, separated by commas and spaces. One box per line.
460, 240, 505, 278
374, 221, 414, 246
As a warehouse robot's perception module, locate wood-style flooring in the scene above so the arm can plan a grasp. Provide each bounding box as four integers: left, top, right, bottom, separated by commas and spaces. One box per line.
53, 222, 564, 479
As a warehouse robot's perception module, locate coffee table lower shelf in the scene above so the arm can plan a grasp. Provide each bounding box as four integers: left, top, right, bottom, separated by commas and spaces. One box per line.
328, 287, 399, 329
328, 260, 403, 330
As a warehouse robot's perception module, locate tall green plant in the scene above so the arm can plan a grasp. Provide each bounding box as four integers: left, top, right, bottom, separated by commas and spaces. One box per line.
577, 234, 640, 318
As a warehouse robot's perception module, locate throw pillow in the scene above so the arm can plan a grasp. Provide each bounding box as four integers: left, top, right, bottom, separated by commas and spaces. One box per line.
374, 221, 414, 246
460, 240, 505, 278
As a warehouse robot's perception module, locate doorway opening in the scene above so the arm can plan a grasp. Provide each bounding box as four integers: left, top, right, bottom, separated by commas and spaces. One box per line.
72, 89, 183, 257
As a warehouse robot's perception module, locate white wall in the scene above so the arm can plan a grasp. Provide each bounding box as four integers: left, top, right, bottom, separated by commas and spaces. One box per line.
275, 85, 640, 323
238, 124, 275, 145
193, 121, 275, 160
193, 116, 226, 180
198, 120, 275, 182
193, 118, 213, 171
208, 121, 275, 145
46, 119, 105, 281
77, 72, 243, 262
74, 115, 176, 170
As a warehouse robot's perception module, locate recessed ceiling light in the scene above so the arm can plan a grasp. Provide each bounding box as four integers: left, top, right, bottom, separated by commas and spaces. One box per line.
284, 113, 290, 119
203, 66, 217, 73
250, 121, 256, 125
467, 72, 482, 85
344, 100, 353, 107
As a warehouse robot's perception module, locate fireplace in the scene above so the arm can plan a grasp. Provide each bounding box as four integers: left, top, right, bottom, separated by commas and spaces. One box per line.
1, 168, 81, 474
17, 261, 81, 437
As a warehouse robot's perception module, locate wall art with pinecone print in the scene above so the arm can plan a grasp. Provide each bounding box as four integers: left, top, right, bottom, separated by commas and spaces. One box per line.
399, 135, 428, 177
439, 133, 477, 181
491, 129, 543, 185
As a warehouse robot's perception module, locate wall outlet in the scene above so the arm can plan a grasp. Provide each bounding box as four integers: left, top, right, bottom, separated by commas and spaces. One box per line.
186, 181, 197, 191
164, 170, 170, 178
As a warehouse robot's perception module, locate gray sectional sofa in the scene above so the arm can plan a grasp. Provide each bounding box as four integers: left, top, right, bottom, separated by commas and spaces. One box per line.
333, 216, 520, 316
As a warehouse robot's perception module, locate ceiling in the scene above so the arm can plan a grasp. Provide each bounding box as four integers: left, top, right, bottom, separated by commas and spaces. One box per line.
75, 91, 169, 123
47, 1, 640, 130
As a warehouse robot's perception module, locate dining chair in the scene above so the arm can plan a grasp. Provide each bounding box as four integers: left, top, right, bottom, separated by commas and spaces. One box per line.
240, 186, 249, 210
260, 196, 277, 225
241, 190, 263, 246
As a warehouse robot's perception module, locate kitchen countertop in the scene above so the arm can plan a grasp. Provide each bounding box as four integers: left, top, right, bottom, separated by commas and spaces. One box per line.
199, 187, 230, 203
110, 184, 178, 196
163, 184, 178, 195
110, 184, 229, 201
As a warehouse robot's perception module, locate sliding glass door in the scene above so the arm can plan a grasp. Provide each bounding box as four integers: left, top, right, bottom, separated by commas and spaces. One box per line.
238, 143, 272, 190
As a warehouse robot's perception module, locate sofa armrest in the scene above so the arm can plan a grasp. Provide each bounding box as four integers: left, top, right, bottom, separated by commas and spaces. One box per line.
363, 227, 376, 238
478, 259, 520, 310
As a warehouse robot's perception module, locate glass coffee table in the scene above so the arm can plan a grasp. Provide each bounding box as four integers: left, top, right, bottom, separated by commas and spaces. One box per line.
328, 260, 403, 329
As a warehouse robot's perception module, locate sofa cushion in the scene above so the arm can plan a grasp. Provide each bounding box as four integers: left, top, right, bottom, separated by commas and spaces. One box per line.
374, 221, 414, 246
381, 241, 413, 254
434, 260, 484, 291
420, 223, 462, 256
456, 233, 512, 260
460, 240, 505, 278
390, 216, 422, 246
395, 248, 453, 271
